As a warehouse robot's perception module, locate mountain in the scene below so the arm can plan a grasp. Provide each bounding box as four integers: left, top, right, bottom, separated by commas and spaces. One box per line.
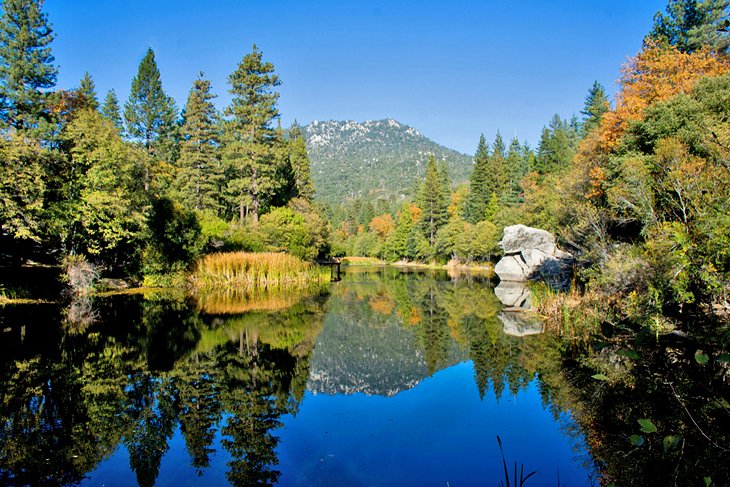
307, 307, 468, 397
302, 119, 473, 204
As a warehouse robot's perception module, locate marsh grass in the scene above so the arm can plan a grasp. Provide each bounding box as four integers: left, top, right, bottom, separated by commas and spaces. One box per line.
341, 256, 385, 266
190, 252, 329, 290
193, 286, 326, 315
530, 282, 604, 340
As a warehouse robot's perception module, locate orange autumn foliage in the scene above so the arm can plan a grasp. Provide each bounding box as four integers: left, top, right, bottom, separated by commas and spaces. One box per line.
407, 204, 422, 223
598, 41, 730, 150
369, 213, 395, 239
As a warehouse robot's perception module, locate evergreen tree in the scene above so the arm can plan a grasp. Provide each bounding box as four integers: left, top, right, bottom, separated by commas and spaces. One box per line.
417, 155, 449, 248
492, 130, 506, 159
175, 73, 221, 212
581, 81, 610, 135
359, 200, 375, 226
77, 71, 98, 111
487, 132, 508, 201
648, 0, 730, 54
535, 114, 578, 174
504, 136, 525, 205
101, 89, 123, 131
386, 203, 414, 260
463, 134, 489, 223
223, 44, 281, 224
0, 0, 57, 131
287, 122, 314, 201
124, 48, 177, 163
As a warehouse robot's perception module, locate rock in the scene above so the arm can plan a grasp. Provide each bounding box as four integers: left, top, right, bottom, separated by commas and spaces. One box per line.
494, 281, 531, 309
99, 278, 130, 290
499, 311, 544, 337
494, 224, 572, 284
500, 224, 556, 255
494, 255, 528, 282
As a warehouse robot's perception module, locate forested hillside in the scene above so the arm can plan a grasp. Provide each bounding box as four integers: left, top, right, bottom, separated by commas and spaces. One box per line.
303, 119, 473, 204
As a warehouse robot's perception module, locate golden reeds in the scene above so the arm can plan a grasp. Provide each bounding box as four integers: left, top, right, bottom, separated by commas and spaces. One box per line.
190, 252, 329, 290
194, 287, 307, 315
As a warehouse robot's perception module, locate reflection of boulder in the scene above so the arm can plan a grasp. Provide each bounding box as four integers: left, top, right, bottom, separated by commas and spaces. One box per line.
494, 281, 531, 309
494, 225, 572, 286
499, 311, 544, 337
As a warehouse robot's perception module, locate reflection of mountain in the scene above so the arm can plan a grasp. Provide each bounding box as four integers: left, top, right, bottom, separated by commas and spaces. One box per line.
307, 292, 466, 397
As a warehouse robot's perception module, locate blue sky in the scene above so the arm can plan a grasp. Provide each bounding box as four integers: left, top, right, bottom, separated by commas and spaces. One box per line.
47, 0, 667, 154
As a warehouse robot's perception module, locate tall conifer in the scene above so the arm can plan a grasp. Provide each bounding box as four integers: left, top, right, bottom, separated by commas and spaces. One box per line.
124, 48, 177, 191
648, 0, 730, 54
78, 71, 98, 111
463, 134, 489, 223
176, 73, 221, 212
223, 44, 281, 224
101, 89, 123, 131
0, 0, 57, 131
581, 81, 610, 135
124, 48, 177, 156
504, 136, 525, 205
287, 122, 314, 201
417, 155, 449, 247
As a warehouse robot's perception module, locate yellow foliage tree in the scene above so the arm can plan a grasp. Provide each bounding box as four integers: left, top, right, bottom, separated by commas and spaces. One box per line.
368, 213, 395, 239
598, 41, 730, 150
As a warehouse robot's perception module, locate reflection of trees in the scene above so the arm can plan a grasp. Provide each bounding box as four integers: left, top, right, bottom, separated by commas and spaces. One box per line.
544, 342, 730, 485
0, 289, 324, 486
4, 271, 727, 486
124, 374, 177, 487
351, 270, 547, 400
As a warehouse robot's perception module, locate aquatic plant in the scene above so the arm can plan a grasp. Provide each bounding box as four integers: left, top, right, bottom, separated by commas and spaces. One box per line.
530, 282, 603, 340
190, 251, 329, 290
497, 435, 537, 487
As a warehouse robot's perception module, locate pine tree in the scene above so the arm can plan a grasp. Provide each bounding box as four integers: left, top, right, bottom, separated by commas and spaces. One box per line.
78, 71, 98, 111
287, 122, 314, 201
387, 203, 414, 260
648, 0, 730, 54
417, 155, 449, 248
504, 136, 525, 205
175, 73, 221, 212
486, 132, 508, 200
223, 44, 281, 224
124, 48, 177, 157
492, 131, 506, 159
463, 134, 489, 223
581, 81, 610, 135
535, 114, 578, 174
101, 89, 123, 131
0, 0, 57, 131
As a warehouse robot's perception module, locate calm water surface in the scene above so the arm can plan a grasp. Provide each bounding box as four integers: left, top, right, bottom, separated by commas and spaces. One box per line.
2, 266, 727, 486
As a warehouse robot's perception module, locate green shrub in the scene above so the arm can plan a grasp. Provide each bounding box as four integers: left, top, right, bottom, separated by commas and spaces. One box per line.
142, 198, 204, 285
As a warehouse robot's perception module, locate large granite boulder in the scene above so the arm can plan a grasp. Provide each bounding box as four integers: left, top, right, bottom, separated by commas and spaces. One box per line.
494, 224, 572, 284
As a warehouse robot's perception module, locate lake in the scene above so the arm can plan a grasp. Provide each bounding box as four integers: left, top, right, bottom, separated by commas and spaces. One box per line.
1, 266, 728, 486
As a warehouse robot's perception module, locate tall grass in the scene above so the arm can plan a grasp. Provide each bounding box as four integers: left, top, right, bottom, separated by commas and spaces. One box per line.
194, 286, 326, 315
530, 282, 604, 340
190, 252, 329, 290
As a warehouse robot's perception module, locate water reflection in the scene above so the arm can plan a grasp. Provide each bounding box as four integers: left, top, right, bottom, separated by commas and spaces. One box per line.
0, 289, 327, 487
1, 267, 727, 485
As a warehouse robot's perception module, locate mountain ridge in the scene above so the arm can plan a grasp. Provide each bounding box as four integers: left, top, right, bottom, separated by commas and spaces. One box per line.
303, 118, 473, 204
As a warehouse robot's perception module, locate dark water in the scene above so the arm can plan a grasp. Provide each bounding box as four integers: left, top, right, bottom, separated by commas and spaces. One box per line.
1, 266, 728, 486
